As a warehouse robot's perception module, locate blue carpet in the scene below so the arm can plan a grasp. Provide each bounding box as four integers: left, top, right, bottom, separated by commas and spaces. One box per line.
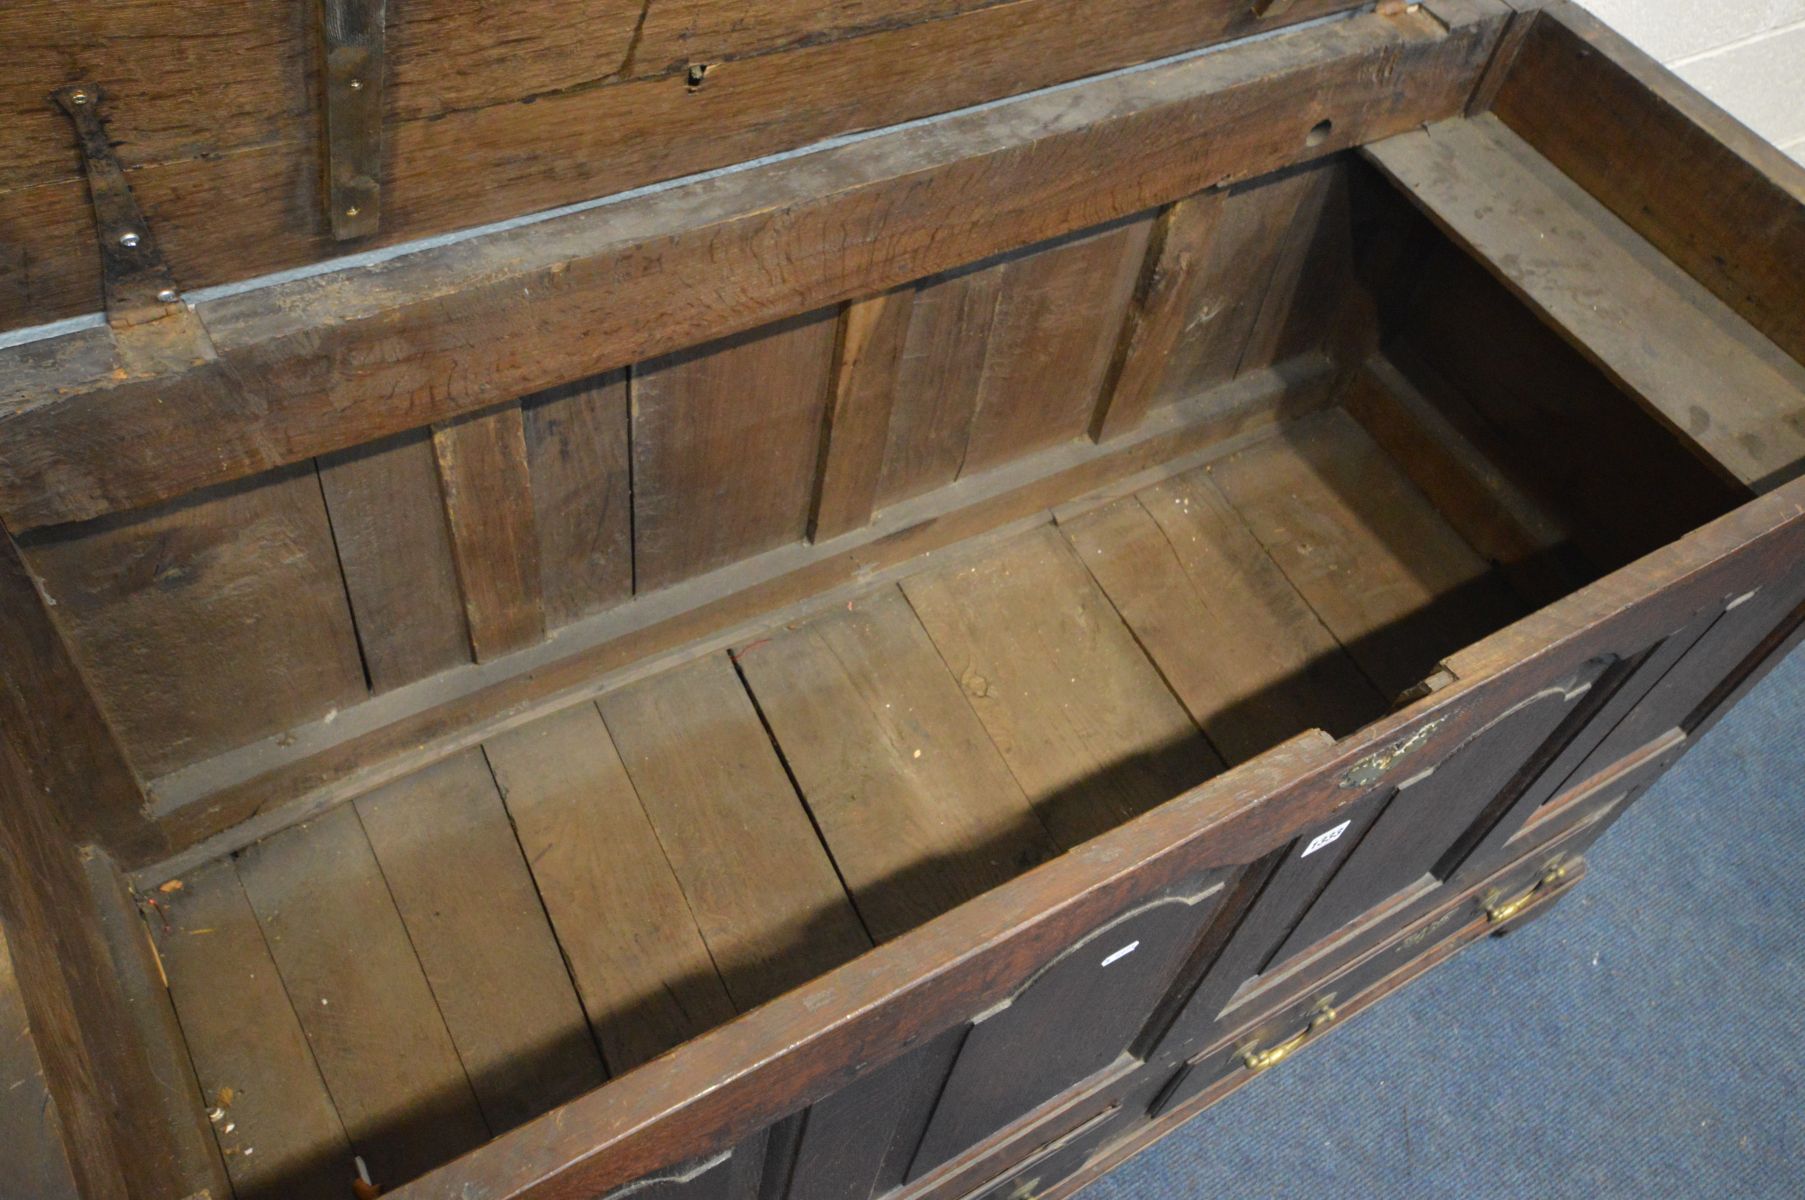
1085, 647, 1805, 1200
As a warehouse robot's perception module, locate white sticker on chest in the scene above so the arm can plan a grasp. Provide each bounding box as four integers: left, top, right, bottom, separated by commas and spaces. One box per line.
1099, 941, 1140, 967
1301, 819, 1353, 858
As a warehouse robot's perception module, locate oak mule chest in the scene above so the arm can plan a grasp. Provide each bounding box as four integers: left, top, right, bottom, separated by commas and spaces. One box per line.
2, 2, 1803, 1198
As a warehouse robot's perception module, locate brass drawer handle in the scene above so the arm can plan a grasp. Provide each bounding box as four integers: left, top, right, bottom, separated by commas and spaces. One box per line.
1484, 860, 1570, 924
1240, 1005, 1337, 1073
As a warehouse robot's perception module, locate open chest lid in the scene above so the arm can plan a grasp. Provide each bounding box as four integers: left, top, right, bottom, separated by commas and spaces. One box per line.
2, 0, 1377, 336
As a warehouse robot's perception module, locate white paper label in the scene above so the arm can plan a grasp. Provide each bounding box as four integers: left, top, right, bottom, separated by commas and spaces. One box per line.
1100, 941, 1140, 967
1301, 819, 1352, 858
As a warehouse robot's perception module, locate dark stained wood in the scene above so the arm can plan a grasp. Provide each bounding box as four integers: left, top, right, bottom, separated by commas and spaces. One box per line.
154, 858, 355, 1200
520, 372, 634, 626
484, 704, 737, 1073
0, 530, 162, 861
236, 804, 490, 1187
0, 922, 81, 1200
903, 526, 1222, 848
908, 876, 1224, 1174
1491, 1, 1805, 373
433, 405, 547, 659
783, 1035, 955, 1200
0, 6, 1507, 531
354, 750, 607, 1132
1341, 355, 1589, 609
318, 428, 473, 693
0, 0, 1368, 332
811, 290, 918, 541
148, 362, 1330, 870
597, 653, 873, 1009
1206, 408, 1524, 700
1061, 469, 1385, 762
18, 463, 368, 777
632, 311, 840, 592
1236, 162, 1363, 374
735, 587, 1058, 942
961, 219, 1155, 472
1365, 115, 1805, 493
875, 264, 1008, 508
1271, 678, 1594, 961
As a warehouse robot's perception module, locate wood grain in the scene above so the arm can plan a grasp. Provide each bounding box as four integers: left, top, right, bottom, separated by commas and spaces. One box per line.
0, 0, 1365, 331
1492, 1, 1805, 374
811, 290, 918, 541
236, 804, 490, 1187
433, 405, 547, 659
18, 464, 368, 776
1206, 408, 1524, 700
902, 526, 1222, 848
484, 704, 737, 1073
1061, 469, 1385, 762
632, 311, 840, 592
522, 373, 634, 626
875, 264, 1008, 508
597, 653, 873, 1009
154, 858, 354, 1200
0, 5, 1506, 531
735, 588, 1058, 942
961, 219, 1155, 473
354, 751, 606, 1132
0, 922, 81, 1200
318, 429, 472, 693
1365, 115, 1805, 492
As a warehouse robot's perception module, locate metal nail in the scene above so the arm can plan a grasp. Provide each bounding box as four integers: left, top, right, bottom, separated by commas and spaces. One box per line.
119, 231, 140, 248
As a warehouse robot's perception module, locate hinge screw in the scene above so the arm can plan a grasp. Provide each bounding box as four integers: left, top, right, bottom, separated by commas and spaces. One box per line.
349, 79, 363, 90
71, 89, 90, 105
345, 206, 359, 217
156, 288, 178, 303
119, 231, 140, 248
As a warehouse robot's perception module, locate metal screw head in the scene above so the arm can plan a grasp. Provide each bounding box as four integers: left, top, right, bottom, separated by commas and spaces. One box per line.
156, 288, 178, 304
118, 231, 140, 248
70, 89, 90, 105
349, 78, 363, 90
344, 206, 359, 218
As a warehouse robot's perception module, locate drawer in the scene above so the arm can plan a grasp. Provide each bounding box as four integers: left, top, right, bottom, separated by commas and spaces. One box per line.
956, 1103, 1136, 1200
1155, 815, 1611, 1118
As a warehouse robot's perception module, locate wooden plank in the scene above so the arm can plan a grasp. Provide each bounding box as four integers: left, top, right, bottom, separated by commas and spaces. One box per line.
0, 5, 1507, 531
0, 922, 81, 1200
521, 371, 634, 627
0, 531, 161, 861
0, 0, 1368, 332
140, 361, 1333, 871
318, 428, 472, 693
735, 588, 1058, 942
597, 654, 873, 1010
1271, 679, 1591, 961
1061, 470, 1385, 763
632, 311, 841, 592
18, 464, 368, 776
1093, 166, 1354, 440
901, 526, 1222, 848
154, 858, 354, 1200
874, 264, 1007, 508
236, 804, 490, 1187
1341, 355, 1589, 609
433, 405, 547, 659
1206, 408, 1525, 700
354, 750, 607, 1133
961, 219, 1155, 473
1237, 161, 1367, 373
484, 705, 737, 1073
1365, 115, 1805, 493
810, 290, 917, 541
1492, 1, 1805, 373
